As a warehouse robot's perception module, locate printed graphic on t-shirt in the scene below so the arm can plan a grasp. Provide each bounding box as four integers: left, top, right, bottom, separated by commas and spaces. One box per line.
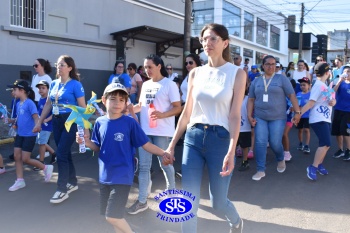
203, 75, 226, 89
316, 105, 331, 119
114, 133, 124, 142
145, 87, 159, 104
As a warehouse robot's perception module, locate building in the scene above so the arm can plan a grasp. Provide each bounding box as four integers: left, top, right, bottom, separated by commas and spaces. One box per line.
0, 0, 193, 104
192, 0, 289, 67
287, 31, 318, 65
327, 29, 350, 65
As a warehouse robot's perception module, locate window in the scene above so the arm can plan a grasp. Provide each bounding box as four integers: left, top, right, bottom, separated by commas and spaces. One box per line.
192, 1, 214, 36
256, 18, 268, 46
230, 45, 240, 60
243, 48, 253, 58
10, 0, 45, 30
270, 25, 280, 50
256, 51, 267, 66
244, 11, 254, 41
223, 1, 241, 37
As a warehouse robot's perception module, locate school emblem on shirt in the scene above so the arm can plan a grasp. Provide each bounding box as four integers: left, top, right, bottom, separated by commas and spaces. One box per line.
114, 133, 124, 141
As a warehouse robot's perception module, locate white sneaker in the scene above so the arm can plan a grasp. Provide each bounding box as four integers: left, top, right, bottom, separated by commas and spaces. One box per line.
66, 183, 78, 194
252, 171, 265, 181
284, 151, 292, 161
50, 191, 69, 204
44, 165, 54, 182
147, 180, 152, 197
36, 152, 50, 159
0, 167, 5, 174
277, 160, 286, 173
9, 179, 26, 191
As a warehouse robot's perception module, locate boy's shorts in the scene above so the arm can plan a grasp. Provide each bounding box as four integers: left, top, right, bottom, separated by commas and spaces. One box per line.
331, 110, 350, 136
296, 118, 310, 129
100, 183, 131, 219
237, 132, 251, 148
14, 135, 36, 152
36, 130, 51, 145
310, 122, 331, 147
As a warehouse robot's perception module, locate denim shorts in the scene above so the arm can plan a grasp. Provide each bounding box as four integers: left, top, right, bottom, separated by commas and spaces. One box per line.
36, 130, 51, 145
100, 183, 131, 219
310, 122, 331, 147
14, 135, 36, 152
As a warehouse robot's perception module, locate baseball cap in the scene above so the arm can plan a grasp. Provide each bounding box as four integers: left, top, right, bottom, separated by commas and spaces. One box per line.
251, 65, 258, 69
7, 79, 31, 91
276, 63, 281, 67
297, 77, 310, 84
314, 62, 330, 76
36, 80, 50, 88
103, 83, 128, 95
6, 88, 13, 91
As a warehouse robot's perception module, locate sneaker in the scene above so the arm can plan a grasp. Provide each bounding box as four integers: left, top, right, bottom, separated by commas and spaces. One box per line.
343, 149, 350, 161
50, 152, 57, 164
317, 164, 329, 175
284, 151, 292, 161
230, 219, 244, 233
147, 180, 152, 197
238, 161, 250, 171
44, 165, 54, 182
297, 142, 304, 150
36, 152, 50, 159
306, 165, 317, 181
8, 179, 26, 191
33, 161, 45, 171
333, 149, 344, 158
127, 200, 148, 215
50, 191, 69, 204
277, 160, 286, 173
0, 167, 5, 174
236, 147, 242, 157
303, 145, 311, 154
66, 183, 78, 194
247, 150, 254, 159
252, 171, 265, 181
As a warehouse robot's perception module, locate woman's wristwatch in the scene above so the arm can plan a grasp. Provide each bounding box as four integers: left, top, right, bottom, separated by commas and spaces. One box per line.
295, 111, 301, 114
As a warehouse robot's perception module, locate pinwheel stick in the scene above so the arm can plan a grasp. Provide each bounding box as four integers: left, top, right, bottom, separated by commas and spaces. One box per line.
93, 102, 105, 116
77, 125, 86, 153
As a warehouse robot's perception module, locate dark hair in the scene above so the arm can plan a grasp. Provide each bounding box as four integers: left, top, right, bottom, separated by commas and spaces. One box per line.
184, 53, 201, 77
245, 58, 249, 62
18, 85, 35, 101
297, 59, 309, 71
200, 23, 232, 63
56, 55, 80, 81
286, 61, 294, 74
262, 55, 276, 65
335, 57, 343, 63
145, 54, 168, 77
36, 58, 52, 74
128, 63, 137, 70
113, 61, 126, 75
104, 90, 128, 103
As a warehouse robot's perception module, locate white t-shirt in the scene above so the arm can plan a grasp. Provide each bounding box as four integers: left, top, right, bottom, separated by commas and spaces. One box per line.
309, 80, 333, 124
139, 77, 180, 137
31, 74, 52, 101
240, 96, 251, 132
130, 73, 143, 95
189, 62, 238, 131
292, 70, 307, 83
180, 75, 188, 103
168, 73, 178, 81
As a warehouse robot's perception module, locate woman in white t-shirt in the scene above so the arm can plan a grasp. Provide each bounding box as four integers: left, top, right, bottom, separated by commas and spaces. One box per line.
127, 63, 143, 104
299, 63, 336, 181
292, 59, 311, 93
31, 58, 53, 104
180, 53, 201, 105
166, 23, 246, 233
127, 54, 181, 215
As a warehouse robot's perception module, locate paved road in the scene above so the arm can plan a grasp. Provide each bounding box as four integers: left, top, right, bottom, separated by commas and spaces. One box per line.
0, 127, 349, 233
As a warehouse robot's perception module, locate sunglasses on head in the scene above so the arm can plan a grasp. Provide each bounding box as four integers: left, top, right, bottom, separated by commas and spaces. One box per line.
166, 67, 172, 70
185, 61, 194, 66
33, 64, 39, 68
127, 67, 133, 70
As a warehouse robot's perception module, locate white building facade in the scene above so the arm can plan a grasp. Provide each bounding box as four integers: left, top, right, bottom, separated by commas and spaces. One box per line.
327, 29, 350, 64
192, 0, 289, 67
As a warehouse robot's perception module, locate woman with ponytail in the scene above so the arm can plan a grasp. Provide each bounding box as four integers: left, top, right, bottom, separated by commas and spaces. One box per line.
31, 58, 53, 105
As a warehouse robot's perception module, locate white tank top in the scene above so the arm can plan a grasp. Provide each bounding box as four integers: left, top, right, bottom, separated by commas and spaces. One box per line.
293, 70, 307, 83
189, 62, 238, 131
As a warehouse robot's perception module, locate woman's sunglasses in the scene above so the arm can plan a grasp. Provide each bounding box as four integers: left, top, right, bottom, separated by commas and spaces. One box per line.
185, 61, 194, 66
33, 64, 39, 68
127, 67, 133, 71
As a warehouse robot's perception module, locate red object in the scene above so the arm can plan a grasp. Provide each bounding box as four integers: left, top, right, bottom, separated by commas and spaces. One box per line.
148, 103, 157, 128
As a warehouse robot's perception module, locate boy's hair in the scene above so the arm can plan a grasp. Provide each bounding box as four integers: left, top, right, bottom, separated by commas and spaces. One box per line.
104, 90, 128, 103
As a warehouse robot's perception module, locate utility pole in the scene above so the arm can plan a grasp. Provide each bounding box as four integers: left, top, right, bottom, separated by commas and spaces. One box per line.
345, 28, 349, 63
298, 3, 305, 60
183, 0, 192, 76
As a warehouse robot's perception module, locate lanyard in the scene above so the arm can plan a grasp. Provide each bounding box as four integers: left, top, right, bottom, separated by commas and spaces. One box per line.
263, 73, 275, 93
55, 78, 71, 104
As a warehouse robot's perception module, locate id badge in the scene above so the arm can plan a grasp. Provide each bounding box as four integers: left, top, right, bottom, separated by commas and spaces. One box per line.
53, 105, 59, 115
263, 94, 268, 102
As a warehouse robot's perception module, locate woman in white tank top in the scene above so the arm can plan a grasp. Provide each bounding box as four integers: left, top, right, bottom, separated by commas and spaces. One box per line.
292, 60, 311, 93
166, 23, 246, 233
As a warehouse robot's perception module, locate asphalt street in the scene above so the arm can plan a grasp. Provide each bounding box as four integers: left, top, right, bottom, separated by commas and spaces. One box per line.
0, 127, 349, 233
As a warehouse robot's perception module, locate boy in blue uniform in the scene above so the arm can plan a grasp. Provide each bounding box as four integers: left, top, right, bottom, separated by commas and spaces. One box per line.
77, 83, 169, 233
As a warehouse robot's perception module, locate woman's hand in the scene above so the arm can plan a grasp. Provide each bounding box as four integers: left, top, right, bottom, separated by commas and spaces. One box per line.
163, 146, 176, 166
32, 122, 42, 133
150, 110, 164, 120
220, 153, 234, 177
248, 116, 256, 127
328, 99, 336, 107
292, 114, 301, 126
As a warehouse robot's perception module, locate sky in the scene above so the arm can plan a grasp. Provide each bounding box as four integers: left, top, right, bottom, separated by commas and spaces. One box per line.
258, 0, 349, 35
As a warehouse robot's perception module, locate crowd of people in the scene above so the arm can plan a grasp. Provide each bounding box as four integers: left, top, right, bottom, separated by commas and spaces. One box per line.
1, 22, 350, 233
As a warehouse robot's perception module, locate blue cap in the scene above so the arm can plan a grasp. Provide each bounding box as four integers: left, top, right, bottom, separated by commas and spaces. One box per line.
251, 65, 258, 69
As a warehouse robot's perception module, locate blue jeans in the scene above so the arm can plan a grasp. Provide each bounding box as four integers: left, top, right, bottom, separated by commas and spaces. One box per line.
254, 117, 286, 172
138, 135, 175, 203
52, 114, 77, 193
181, 124, 240, 233
129, 93, 137, 104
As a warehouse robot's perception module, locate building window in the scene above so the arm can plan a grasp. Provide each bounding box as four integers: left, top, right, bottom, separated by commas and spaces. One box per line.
243, 48, 253, 58
192, 1, 214, 36
244, 11, 254, 41
230, 45, 241, 60
270, 25, 280, 50
223, 1, 241, 37
10, 0, 45, 30
256, 51, 267, 66
256, 18, 268, 46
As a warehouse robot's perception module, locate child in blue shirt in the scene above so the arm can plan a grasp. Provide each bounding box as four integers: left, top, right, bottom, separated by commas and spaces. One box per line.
296, 77, 311, 153
6, 79, 53, 191
33, 80, 57, 171
77, 83, 169, 233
